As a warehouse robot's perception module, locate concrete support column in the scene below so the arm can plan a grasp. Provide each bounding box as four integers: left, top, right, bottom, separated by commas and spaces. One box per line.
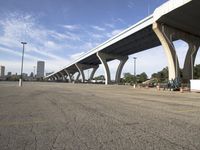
153, 22, 179, 80
153, 22, 200, 82
55, 74, 60, 80
59, 72, 66, 81
115, 56, 129, 84
96, 52, 111, 85
75, 63, 86, 83
97, 52, 128, 85
182, 42, 199, 82
54, 75, 58, 81
89, 66, 99, 81
75, 72, 80, 82
64, 69, 72, 83
52, 76, 56, 81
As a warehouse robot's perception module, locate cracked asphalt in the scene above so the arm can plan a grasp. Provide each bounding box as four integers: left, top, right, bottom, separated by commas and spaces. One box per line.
0, 81, 200, 150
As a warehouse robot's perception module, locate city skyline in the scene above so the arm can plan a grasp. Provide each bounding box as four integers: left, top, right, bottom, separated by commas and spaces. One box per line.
0, 0, 199, 79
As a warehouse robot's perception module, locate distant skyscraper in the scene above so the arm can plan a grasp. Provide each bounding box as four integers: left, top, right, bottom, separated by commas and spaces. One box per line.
0, 66, 5, 77
37, 61, 45, 78
7, 72, 12, 76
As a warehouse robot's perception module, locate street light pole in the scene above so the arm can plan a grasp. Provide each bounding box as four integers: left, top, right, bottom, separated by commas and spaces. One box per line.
33, 66, 36, 78
19, 42, 27, 87
133, 57, 137, 88
88, 69, 90, 81
191, 48, 196, 80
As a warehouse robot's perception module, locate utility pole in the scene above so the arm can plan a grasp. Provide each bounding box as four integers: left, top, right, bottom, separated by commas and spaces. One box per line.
33, 66, 36, 78
133, 57, 137, 88
19, 42, 27, 87
88, 69, 90, 81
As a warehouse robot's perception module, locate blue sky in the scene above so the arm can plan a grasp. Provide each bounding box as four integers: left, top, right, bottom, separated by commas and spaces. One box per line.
0, 0, 199, 79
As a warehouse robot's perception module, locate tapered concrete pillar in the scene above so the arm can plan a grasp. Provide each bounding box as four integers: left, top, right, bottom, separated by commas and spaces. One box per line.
59, 72, 66, 81
51, 76, 56, 81
115, 56, 128, 84
153, 23, 179, 80
182, 42, 199, 82
153, 22, 200, 82
89, 66, 99, 81
55, 74, 60, 80
75, 63, 85, 83
64, 69, 72, 83
50, 77, 54, 81
75, 72, 80, 82
53, 75, 58, 81
97, 52, 128, 85
96, 52, 111, 85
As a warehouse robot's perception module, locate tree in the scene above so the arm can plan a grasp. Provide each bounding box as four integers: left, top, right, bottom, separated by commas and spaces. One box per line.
137, 72, 148, 83
94, 75, 105, 80
151, 67, 168, 82
123, 72, 148, 84
194, 64, 200, 79
123, 73, 134, 83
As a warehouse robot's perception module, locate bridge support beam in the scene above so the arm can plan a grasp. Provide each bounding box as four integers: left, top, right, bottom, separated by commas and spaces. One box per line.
89, 66, 99, 81
59, 72, 66, 81
55, 74, 60, 81
153, 22, 200, 82
74, 72, 80, 82
97, 52, 128, 85
50, 77, 55, 81
54, 74, 58, 80
153, 23, 179, 80
182, 43, 199, 82
75, 63, 86, 83
75, 63, 99, 83
153, 23, 200, 83
52, 75, 56, 81
115, 56, 129, 84
64, 69, 73, 83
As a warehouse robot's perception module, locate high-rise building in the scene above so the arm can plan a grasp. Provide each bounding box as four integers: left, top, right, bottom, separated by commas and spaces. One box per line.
0, 66, 5, 77
37, 61, 45, 78
7, 72, 12, 76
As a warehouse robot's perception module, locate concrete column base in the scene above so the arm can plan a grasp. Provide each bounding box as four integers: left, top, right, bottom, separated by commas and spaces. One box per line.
19, 79, 22, 87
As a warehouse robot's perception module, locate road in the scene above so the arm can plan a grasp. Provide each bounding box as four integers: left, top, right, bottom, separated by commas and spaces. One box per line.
0, 82, 200, 150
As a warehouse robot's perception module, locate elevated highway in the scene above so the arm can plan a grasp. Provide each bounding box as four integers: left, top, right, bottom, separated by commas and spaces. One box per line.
46, 0, 200, 84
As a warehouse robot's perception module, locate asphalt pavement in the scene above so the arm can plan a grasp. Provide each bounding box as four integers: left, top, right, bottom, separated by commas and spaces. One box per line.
0, 82, 200, 150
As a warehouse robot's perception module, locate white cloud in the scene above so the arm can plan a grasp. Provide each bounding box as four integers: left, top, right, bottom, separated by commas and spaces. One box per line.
0, 12, 74, 74
104, 23, 115, 28
70, 52, 85, 60
90, 33, 104, 39
91, 25, 106, 31
128, 1, 135, 9
112, 18, 126, 24
0, 46, 39, 60
106, 29, 124, 38
62, 24, 80, 30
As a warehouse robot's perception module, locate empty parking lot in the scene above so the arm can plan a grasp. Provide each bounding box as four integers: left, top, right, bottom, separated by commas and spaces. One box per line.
0, 82, 200, 150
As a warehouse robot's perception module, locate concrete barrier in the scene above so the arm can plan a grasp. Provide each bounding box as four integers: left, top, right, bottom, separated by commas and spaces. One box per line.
190, 80, 200, 92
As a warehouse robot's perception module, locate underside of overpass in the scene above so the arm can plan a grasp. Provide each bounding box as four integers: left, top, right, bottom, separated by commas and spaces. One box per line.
46, 0, 200, 85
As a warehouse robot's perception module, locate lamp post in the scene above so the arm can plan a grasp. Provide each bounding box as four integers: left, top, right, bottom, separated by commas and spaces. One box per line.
88, 69, 90, 82
191, 45, 196, 80
133, 57, 137, 88
19, 42, 27, 87
33, 66, 36, 78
